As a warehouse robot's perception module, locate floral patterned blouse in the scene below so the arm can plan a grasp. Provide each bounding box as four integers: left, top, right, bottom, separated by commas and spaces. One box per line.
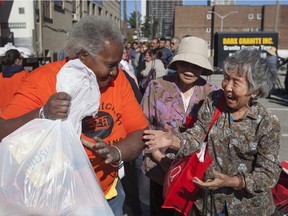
178, 89, 282, 215
141, 73, 218, 184
142, 73, 218, 131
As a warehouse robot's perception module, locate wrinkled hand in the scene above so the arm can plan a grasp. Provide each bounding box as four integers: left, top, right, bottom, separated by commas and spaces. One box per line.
150, 149, 165, 163
44, 92, 71, 120
192, 170, 230, 190
81, 136, 120, 164
143, 124, 174, 150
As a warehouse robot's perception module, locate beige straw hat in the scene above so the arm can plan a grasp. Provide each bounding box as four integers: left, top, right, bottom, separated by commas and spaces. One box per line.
266, 46, 277, 56
168, 36, 213, 76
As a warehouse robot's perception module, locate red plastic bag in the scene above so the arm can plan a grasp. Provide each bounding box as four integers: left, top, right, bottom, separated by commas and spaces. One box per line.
272, 161, 288, 211
162, 94, 225, 216
162, 149, 213, 216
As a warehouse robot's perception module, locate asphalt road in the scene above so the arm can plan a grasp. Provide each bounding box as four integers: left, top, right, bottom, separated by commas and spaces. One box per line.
208, 69, 288, 162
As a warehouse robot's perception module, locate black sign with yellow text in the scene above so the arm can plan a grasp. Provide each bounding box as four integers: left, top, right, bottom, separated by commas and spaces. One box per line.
214, 32, 278, 69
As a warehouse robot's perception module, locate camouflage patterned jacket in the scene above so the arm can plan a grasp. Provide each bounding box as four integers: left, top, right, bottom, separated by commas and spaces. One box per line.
178, 89, 282, 216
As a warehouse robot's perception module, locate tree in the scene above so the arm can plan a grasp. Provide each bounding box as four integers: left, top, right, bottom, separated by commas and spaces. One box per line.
128, 11, 141, 29
141, 16, 159, 38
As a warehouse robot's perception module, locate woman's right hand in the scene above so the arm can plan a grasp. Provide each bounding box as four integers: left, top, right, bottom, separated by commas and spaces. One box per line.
43, 92, 71, 120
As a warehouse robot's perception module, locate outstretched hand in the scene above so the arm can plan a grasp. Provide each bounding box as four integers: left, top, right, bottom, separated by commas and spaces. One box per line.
81, 136, 120, 164
44, 92, 71, 120
192, 169, 232, 190
143, 123, 174, 150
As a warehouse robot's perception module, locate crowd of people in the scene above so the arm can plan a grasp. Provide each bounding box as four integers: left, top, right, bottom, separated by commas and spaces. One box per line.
0, 15, 285, 216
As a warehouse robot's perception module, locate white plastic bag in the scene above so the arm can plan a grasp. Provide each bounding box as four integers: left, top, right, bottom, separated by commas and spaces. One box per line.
0, 59, 114, 215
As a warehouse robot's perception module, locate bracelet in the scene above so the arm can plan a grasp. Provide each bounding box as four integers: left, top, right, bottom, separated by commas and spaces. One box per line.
39, 106, 46, 119
110, 145, 123, 168
235, 174, 245, 190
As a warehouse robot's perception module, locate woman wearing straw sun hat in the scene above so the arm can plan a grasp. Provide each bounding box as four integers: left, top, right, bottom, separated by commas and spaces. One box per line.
141, 36, 219, 216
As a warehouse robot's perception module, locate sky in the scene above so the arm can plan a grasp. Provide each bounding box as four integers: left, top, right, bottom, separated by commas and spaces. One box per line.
124, 0, 288, 19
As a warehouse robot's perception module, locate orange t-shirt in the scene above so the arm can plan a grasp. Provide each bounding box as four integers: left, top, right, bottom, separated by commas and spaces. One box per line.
0, 60, 148, 195
0, 60, 66, 117
0, 70, 28, 113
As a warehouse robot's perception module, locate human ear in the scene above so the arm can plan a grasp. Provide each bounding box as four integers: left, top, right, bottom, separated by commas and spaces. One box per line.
78, 50, 89, 60
251, 91, 258, 99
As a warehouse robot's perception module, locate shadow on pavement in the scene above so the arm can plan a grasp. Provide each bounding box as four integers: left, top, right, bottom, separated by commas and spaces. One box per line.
269, 88, 288, 106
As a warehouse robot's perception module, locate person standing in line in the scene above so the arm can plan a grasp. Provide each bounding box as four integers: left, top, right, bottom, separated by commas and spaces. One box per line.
140, 48, 167, 95
266, 46, 288, 94
141, 37, 218, 216
150, 38, 160, 49
170, 37, 181, 57
135, 42, 150, 83
0, 49, 28, 113
143, 48, 281, 216
119, 44, 146, 216
159, 37, 173, 68
0, 16, 148, 216
165, 39, 171, 50
167, 37, 181, 75
140, 48, 167, 79
129, 41, 140, 73
119, 46, 139, 87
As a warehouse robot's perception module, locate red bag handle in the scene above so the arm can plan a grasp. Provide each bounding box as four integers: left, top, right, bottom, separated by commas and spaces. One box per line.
202, 93, 226, 144
208, 93, 226, 132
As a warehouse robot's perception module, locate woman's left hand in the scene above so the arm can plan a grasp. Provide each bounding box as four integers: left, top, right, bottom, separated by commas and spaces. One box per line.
192, 170, 232, 190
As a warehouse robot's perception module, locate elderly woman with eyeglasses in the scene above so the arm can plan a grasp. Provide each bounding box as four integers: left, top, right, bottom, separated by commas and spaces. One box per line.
143, 48, 282, 215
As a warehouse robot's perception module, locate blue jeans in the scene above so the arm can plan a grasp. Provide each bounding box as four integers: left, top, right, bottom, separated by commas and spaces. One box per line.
135, 152, 151, 216
108, 179, 126, 216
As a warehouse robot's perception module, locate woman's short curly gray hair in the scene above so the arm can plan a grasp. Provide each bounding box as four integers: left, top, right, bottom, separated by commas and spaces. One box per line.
223, 48, 278, 99
65, 16, 124, 59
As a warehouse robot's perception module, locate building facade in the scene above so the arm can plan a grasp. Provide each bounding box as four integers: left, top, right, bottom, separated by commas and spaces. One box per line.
174, 5, 288, 52
0, 0, 120, 61
147, 0, 183, 38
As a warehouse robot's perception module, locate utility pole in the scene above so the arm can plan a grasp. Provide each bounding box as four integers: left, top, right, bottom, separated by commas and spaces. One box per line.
123, 0, 127, 39
208, 10, 238, 32
38, 0, 43, 57
135, 0, 139, 40
274, 0, 279, 32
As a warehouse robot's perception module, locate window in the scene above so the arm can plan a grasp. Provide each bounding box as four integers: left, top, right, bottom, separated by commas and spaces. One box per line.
257, 14, 262, 20
98, 7, 102, 16
43, 1, 51, 18
206, 28, 211, 33
248, 14, 254, 20
54, 0, 62, 8
54, 0, 64, 13
206, 40, 211, 46
249, 28, 254, 32
206, 14, 212, 20
19, 7, 25, 14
